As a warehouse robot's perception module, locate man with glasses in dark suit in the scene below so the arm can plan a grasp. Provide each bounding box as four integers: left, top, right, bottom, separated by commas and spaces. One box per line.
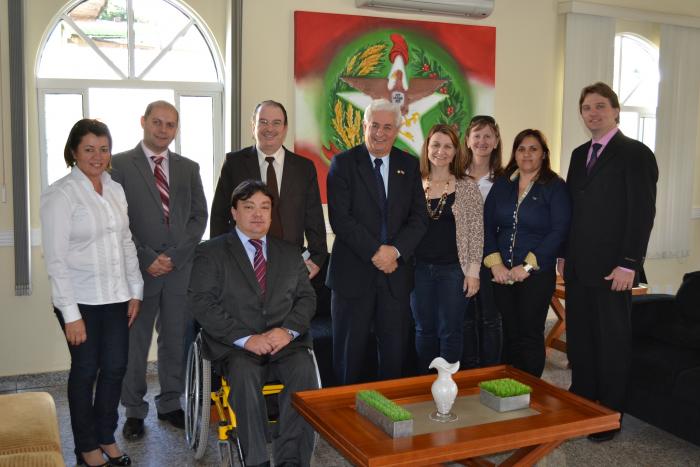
210, 100, 327, 278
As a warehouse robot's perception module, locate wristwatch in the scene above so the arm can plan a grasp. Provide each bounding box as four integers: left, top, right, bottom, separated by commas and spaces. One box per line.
523, 263, 534, 273
284, 328, 295, 340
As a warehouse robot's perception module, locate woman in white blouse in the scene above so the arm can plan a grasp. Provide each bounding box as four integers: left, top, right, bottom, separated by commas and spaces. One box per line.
462, 115, 504, 369
41, 119, 143, 467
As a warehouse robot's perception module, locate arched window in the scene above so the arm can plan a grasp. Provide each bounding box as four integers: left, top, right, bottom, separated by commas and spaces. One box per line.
613, 33, 659, 150
37, 0, 224, 234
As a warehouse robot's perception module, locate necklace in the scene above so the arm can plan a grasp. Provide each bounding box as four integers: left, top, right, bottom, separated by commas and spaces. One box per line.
424, 176, 451, 220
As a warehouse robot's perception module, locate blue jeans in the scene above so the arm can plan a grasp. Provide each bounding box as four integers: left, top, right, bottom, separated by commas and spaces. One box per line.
54, 302, 129, 459
410, 262, 469, 373
462, 265, 503, 368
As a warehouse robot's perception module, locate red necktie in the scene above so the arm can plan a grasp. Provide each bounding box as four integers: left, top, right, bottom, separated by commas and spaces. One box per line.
249, 239, 266, 294
151, 156, 170, 224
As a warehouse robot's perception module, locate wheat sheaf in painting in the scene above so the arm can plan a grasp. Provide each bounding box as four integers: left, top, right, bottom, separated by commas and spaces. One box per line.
294, 11, 495, 201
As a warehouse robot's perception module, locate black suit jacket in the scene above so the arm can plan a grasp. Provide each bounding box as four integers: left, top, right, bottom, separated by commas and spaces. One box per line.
564, 130, 658, 287
209, 146, 328, 267
187, 233, 316, 362
325, 144, 428, 298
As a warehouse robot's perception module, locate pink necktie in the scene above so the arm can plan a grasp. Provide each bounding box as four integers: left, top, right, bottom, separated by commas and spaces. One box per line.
151, 156, 170, 223
249, 239, 266, 294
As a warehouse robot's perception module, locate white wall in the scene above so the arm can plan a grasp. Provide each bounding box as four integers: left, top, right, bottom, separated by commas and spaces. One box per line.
0, 0, 698, 376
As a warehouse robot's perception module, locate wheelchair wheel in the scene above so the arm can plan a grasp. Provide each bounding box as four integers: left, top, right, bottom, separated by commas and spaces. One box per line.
231, 427, 246, 467
217, 439, 236, 467
185, 334, 211, 460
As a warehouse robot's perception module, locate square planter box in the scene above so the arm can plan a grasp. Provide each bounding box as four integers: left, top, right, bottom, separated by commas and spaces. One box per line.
480, 388, 530, 412
355, 395, 413, 438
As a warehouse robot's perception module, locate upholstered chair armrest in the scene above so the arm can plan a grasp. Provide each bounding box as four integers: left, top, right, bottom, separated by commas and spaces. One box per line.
631, 294, 675, 338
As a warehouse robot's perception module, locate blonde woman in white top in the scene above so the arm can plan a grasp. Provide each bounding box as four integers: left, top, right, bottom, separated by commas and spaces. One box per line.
462, 115, 504, 368
41, 119, 143, 467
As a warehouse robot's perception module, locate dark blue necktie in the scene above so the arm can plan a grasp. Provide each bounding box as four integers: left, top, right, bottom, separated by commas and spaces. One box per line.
586, 143, 602, 174
373, 158, 388, 243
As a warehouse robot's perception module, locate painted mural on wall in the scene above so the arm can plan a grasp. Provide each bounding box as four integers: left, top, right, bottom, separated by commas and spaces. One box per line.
294, 11, 495, 201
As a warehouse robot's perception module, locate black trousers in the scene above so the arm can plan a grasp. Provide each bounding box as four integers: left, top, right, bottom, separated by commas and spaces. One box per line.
493, 270, 556, 377
331, 273, 411, 385
566, 281, 632, 412
54, 302, 129, 459
225, 348, 318, 466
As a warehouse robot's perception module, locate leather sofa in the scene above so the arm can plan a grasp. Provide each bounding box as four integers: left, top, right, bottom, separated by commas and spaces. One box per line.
626, 271, 700, 446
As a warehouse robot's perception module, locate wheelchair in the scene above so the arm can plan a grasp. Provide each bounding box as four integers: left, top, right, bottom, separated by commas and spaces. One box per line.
184, 333, 321, 466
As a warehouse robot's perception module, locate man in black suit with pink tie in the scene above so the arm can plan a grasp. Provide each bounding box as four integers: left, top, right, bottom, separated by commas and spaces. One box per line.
561, 82, 658, 442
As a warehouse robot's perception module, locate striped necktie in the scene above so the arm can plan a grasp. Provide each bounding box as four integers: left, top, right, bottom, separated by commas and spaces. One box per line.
151, 156, 170, 224
249, 238, 266, 295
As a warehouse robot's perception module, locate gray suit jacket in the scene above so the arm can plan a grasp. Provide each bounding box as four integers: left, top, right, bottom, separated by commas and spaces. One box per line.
111, 143, 208, 291
187, 233, 316, 362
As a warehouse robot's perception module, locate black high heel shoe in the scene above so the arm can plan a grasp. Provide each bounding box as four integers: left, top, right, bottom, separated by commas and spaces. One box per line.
76, 454, 109, 467
104, 454, 131, 466
98, 445, 132, 466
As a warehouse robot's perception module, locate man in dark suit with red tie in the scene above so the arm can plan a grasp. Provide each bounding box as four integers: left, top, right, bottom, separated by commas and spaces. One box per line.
189, 180, 317, 467
561, 82, 658, 442
210, 100, 327, 278
326, 99, 428, 385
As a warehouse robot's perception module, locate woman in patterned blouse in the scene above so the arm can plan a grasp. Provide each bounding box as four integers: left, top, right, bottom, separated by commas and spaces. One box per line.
410, 124, 483, 373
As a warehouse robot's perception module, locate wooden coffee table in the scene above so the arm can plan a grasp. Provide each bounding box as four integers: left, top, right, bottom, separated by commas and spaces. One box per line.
293, 365, 619, 466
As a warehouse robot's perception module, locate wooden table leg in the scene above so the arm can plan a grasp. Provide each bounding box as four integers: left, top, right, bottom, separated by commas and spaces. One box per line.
454, 440, 564, 467
455, 458, 495, 467
545, 296, 567, 354
500, 440, 564, 466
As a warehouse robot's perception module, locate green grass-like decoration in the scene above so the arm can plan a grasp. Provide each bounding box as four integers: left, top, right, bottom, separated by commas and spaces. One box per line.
357, 390, 413, 421
479, 378, 532, 398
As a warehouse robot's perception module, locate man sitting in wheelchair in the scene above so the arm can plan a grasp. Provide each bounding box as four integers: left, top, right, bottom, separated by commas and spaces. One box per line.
188, 179, 318, 467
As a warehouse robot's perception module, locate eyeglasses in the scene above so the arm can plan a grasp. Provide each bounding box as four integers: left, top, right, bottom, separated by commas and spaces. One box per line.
257, 119, 285, 128
469, 115, 496, 125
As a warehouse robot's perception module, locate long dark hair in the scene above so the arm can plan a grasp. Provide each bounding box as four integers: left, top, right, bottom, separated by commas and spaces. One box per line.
504, 129, 558, 184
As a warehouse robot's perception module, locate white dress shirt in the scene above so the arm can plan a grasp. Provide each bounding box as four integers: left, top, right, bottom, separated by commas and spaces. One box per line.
142, 141, 170, 183
256, 145, 285, 191
232, 227, 298, 348
40, 168, 144, 323
368, 153, 390, 196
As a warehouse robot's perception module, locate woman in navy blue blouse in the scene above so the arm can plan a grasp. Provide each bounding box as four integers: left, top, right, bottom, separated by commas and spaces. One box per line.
483, 129, 571, 377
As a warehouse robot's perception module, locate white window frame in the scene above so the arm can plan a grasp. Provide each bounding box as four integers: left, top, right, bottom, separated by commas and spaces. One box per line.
36, 0, 225, 191
613, 32, 659, 149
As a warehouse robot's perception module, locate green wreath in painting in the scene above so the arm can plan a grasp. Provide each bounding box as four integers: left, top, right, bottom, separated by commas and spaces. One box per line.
320, 30, 473, 164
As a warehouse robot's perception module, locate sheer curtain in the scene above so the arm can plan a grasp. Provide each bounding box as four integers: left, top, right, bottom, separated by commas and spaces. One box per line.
560, 13, 615, 177
647, 24, 700, 259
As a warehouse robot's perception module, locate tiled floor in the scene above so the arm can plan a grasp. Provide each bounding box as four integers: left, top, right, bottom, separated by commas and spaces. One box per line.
2, 351, 699, 466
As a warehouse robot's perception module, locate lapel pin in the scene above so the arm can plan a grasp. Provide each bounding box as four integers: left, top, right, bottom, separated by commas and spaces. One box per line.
396, 169, 405, 175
